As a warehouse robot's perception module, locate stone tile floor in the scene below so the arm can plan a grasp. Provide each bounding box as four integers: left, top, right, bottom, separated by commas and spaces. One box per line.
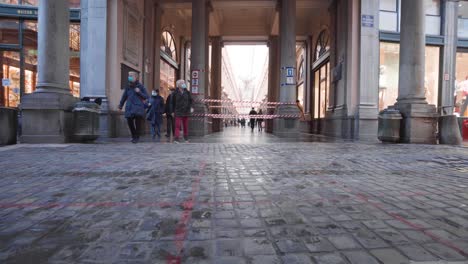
1, 130, 468, 263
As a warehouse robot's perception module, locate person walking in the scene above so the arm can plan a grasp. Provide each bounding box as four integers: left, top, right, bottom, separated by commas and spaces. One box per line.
146, 89, 165, 141
173, 80, 193, 143
249, 107, 257, 132
257, 109, 264, 132
165, 87, 176, 138
118, 71, 149, 143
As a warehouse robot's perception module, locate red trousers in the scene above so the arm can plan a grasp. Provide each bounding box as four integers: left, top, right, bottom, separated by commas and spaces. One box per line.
175, 116, 189, 139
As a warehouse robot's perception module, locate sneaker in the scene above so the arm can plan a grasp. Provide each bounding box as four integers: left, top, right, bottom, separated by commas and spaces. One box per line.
131, 138, 138, 144
173, 139, 180, 144
184, 139, 190, 143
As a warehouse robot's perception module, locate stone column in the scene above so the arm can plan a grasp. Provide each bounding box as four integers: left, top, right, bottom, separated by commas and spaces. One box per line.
80, 0, 109, 136
210, 36, 222, 133
441, 0, 459, 115
21, 0, 77, 143
267, 36, 279, 133
189, 0, 209, 136
274, 0, 299, 137
394, 0, 438, 143
358, 0, 380, 139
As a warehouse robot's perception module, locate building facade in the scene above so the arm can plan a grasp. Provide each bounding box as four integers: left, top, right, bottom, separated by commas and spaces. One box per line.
0, 0, 466, 142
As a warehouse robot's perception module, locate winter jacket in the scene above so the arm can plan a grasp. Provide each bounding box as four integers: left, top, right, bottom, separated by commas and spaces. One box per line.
173, 89, 193, 117
119, 82, 149, 118
146, 95, 165, 125
165, 91, 175, 115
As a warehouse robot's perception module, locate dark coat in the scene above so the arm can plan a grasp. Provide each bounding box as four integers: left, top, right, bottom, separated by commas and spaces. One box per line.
165, 91, 175, 115
146, 95, 165, 125
173, 89, 193, 117
119, 82, 149, 118
249, 110, 258, 122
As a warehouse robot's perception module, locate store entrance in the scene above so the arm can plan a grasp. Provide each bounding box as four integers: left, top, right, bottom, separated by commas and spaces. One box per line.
0, 50, 21, 108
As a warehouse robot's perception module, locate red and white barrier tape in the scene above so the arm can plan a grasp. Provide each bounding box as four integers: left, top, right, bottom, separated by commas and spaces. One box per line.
191, 114, 301, 119
195, 99, 296, 105
209, 105, 277, 109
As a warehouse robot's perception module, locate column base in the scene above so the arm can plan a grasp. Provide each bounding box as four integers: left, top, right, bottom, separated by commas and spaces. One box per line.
20, 92, 77, 144
393, 102, 439, 144
189, 101, 209, 137
273, 105, 300, 138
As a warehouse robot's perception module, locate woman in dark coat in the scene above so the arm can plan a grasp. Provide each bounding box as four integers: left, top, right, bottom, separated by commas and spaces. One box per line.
146, 89, 165, 141
118, 72, 149, 143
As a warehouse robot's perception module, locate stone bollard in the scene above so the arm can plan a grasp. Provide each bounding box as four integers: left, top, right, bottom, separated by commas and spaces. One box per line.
439, 115, 462, 145
0, 107, 18, 145
378, 109, 402, 143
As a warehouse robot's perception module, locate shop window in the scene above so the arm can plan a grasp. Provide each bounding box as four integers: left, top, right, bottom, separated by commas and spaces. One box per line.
160, 59, 175, 99
0, 51, 21, 107
0, 0, 18, 4
296, 44, 305, 108
314, 29, 330, 62
0, 19, 19, 45
23, 21, 37, 95
161, 31, 177, 61
312, 62, 330, 119
379, 42, 439, 111
455, 51, 468, 117
459, 1, 468, 38
21, 0, 80, 8
379, 0, 441, 35
69, 23, 80, 97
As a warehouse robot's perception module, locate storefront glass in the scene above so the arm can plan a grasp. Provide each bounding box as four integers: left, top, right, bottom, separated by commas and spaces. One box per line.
160, 59, 175, 99
0, 0, 19, 5
312, 62, 330, 119
455, 51, 468, 117
459, 1, 468, 38
0, 8, 80, 106
379, 42, 440, 111
0, 51, 20, 107
0, 20, 19, 45
20, 0, 80, 8
379, 0, 441, 35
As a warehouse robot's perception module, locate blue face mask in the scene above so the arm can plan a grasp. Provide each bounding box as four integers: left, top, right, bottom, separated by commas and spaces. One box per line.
181, 84, 187, 89
128, 76, 135, 83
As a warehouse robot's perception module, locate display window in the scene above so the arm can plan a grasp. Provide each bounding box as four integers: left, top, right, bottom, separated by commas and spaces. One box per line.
455, 51, 468, 117
160, 59, 175, 99
379, 42, 440, 111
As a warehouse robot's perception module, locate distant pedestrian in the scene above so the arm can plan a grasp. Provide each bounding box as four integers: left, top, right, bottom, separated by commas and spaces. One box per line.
296, 100, 305, 121
249, 107, 257, 132
173, 80, 193, 143
146, 89, 165, 141
118, 71, 149, 143
257, 109, 264, 132
165, 87, 176, 138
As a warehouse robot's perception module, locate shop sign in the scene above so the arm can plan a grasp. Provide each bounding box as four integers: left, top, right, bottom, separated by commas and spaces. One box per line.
191, 70, 200, 94
361, 15, 374, 28
2, 78, 11, 87
444, 73, 450, 81
282, 67, 295, 85
0, 5, 80, 21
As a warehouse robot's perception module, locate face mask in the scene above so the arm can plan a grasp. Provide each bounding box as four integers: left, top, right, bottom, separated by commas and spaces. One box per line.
181, 84, 187, 89
128, 76, 135, 83
152, 91, 157, 96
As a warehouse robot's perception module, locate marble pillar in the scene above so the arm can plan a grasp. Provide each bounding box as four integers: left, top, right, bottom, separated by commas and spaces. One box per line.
394, 0, 438, 144
267, 36, 279, 133
274, 0, 300, 137
21, 0, 77, 143
210, 37, 222, 133
80, 0, 109, 136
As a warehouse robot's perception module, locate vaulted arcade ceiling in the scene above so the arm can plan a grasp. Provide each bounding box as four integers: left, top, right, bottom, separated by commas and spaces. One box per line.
161, 0, 331, 39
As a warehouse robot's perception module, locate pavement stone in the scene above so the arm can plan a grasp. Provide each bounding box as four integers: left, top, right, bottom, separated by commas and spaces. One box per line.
0, 135, 468, 263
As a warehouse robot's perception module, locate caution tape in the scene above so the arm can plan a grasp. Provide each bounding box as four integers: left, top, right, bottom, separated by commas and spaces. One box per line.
209, 105, 277, 109
195, 98, 296, 105
190, 114, 301, 119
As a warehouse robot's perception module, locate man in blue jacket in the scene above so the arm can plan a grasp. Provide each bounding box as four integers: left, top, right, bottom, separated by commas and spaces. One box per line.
118, 72, 149, 143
